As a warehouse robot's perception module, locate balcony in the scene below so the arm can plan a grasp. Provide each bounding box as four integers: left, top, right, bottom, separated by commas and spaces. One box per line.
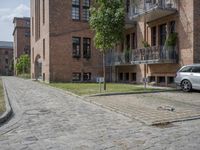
131, 46, 178, 64
125, 3, 138, 29
130, 0, 178, 22
106, 51, 133, 66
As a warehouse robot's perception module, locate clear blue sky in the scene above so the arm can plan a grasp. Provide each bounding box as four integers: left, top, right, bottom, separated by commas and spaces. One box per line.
0, 0, 30, 41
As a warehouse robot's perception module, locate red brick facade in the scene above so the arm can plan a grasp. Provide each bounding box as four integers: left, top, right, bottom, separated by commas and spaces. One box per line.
30, 0, 199, 85
106, 0, 200, 86
30, 0, 103, 82
13, 17, 31, 75
0, 41, 13, 76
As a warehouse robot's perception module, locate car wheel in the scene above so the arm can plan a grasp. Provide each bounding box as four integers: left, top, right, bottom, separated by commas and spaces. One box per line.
181, 80, 192, 92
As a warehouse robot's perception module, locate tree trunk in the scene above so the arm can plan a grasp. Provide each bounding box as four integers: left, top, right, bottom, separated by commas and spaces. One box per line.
103, 52, 106, 91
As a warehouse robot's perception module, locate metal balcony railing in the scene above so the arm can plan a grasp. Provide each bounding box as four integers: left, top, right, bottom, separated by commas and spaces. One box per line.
106, 45, 178, 66
131, 46, 178, 64
128, 0, 178, 21
106, 51, 133, 66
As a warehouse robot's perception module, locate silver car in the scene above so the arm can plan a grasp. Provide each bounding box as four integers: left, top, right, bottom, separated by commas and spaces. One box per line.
175, 64, 200, 92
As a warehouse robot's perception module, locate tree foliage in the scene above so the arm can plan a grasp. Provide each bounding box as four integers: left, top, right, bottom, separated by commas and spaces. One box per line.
89, 0, 125, 53
16, 54, 31, 74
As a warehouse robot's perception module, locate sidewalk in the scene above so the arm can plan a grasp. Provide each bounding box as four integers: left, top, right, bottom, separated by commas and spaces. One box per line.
86, 91, 200, 125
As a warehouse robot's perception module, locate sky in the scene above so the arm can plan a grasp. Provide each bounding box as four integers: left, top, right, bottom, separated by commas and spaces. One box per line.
0, 0, 30, 42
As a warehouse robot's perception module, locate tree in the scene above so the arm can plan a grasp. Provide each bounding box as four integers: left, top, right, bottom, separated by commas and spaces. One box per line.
16, 54, 31, 75
90, 0, 125, 90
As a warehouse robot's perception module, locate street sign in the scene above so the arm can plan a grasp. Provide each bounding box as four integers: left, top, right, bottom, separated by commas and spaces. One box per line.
96, 77, 104, 83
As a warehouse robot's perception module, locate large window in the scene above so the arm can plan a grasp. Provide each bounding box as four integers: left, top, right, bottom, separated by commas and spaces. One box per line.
83, 38, 91, 58
72, 72, 81, 81
72, 0, 80, 20
72, 37, 81, 58
83, 0, 90, 21
170, 21, 176, 33
126, 0, 130, 14
151, 26, 156, 46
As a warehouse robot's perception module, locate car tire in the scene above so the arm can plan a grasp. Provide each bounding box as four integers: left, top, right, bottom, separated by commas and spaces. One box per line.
181, 79, 192, 92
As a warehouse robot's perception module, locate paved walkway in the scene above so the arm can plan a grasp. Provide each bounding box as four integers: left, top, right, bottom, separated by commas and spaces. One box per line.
87, 92, 200, 125
0, 77, 200, 150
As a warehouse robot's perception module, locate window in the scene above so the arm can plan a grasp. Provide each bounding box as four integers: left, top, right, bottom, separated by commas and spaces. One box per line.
119, 73, 123, 81
83, 38, 91, 58
25, 30, 30, 37
131, 73, 137, 81
43, 0, 45, 24
25, 21, 30, 26
72, 37, 81, 57
43, 39, 45, 59
35, 0, 40, 41
5, 51, 8, 55
170, 21, 176, 33
5, 58, 8, 64
126, 34, 130, 50
131, 33, 136, 49
126, 0, 130, 13
32, 48, 34, 63
125, 73, 129, 81
72, 0, 80, 20
32, 17, 34, 36
180, 66, 192, 72
83, 72, 91, 81
159, 24, 167, 46
151, 26, 156, 46
72, 73, 81, 81
192, 66, 200, 73
83, 0, 90, 21
24, 45, 30, 54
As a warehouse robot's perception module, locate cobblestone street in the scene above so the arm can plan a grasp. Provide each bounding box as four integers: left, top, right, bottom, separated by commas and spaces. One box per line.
0, 77, 200, 150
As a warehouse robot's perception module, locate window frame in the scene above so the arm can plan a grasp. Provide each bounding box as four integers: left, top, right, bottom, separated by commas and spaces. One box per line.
72, 37, 81, 58
72, 0, 80, 20
72, 72, 81, 81
82, 0, 90, 21
83, 37, 91, 58
83, 72, 91, 81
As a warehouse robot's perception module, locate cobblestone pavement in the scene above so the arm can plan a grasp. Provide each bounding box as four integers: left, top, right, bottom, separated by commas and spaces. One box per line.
0, 77, 200, 150
87, 91, 200, 125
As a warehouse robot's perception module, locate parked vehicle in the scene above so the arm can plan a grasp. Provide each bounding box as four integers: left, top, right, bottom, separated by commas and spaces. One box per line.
175, 64, 200, 92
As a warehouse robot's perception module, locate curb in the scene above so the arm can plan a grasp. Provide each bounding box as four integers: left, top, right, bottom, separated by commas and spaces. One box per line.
87, 89, 179, 97
0, 80, 13, 125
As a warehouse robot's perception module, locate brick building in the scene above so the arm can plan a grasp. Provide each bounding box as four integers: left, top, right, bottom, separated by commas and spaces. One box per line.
106, 0, 200, 86
13, 17, 31, 75
0, 41, 13, 76
30, 0, 103, 82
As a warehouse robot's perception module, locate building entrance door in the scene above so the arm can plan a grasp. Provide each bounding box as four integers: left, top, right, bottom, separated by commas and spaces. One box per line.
35, 55, 42, 80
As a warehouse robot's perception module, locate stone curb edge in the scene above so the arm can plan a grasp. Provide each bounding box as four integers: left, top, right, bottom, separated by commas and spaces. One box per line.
0, 79, 13, 125
87, 89, 179, 97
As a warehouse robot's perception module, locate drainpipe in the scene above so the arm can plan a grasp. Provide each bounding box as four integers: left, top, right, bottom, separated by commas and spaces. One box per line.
144, 17, 147, 89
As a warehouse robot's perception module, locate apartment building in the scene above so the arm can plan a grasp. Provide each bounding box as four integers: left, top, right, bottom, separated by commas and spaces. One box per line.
13, 17, 31, 75
106, 0, 200, 86
0, 41, 13, 76
30, 0, 103, 82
